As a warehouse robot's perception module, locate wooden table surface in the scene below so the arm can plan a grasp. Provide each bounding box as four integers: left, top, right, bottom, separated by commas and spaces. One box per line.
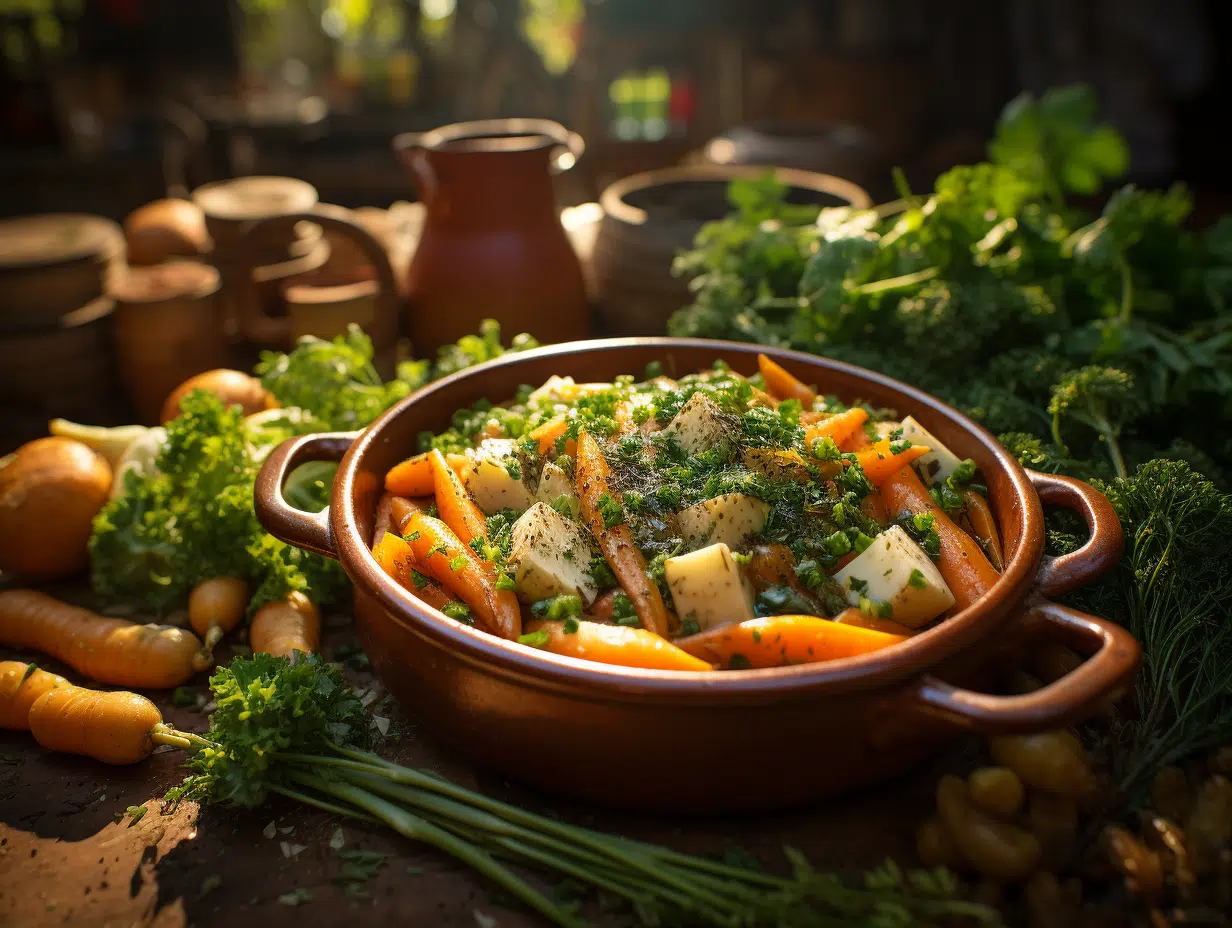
0, 595, 976, 928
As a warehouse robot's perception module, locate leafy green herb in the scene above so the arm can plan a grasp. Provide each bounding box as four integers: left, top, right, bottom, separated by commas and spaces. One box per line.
908, 569, 927, 590
518, 629, 551, 648
596, 492, 624, 529
440, 602, 472, 624
531, 595, 583, 622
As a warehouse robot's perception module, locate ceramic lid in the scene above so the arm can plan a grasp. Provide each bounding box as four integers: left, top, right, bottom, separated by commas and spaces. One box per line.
192, 176, 318, 221
0, 214, 123, 269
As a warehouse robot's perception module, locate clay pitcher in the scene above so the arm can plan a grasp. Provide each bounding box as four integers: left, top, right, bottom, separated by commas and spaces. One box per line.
394, 119, 590, 351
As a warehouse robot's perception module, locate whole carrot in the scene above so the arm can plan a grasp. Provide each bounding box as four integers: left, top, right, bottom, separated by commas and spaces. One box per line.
674, 615, 906, 669
404, 512, 522, 639
881, 467, 1000, 611
188, 576, 248, 662
0, 661, 67, 730
28, 686, 175, 765
250, 592, 320, 659
575, 432, 670, 638
0, 590, 205, 688
758, 354, 817, 405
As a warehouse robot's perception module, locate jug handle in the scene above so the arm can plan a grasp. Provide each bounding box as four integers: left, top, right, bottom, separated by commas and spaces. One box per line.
231, 211, 401, 349
393, 132, 438, 205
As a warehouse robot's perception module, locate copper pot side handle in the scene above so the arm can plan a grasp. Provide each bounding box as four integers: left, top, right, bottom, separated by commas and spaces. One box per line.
1026, 469, 1124, 598
232, 212, 401, 347
253, 432, 357, 559
905, 600, 1140, 735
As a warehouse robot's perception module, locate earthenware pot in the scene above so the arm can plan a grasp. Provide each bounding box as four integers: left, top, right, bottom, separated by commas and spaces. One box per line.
593, 165, 871, 335
255, 339, 1138, 812
393, 119, 590, 352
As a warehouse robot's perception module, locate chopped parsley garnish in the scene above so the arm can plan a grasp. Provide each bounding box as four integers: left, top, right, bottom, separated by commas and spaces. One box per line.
596, 492, 625, 529
680, 617, 701, 636
908, 568, 928, 589
847, 576, 869, 596
410, 569, 430, 589
441, 601, 473, 624
729, 654, 752, 670
518, 629, 550, 648
449, 554, 468, 572
531, 595, 583, 621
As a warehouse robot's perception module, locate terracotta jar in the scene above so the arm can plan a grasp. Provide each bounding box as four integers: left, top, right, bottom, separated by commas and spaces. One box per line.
393, 119, 590, 352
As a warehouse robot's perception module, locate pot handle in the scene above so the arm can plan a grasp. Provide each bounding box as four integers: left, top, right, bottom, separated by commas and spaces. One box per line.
902, 600, 1140, 735
1027, 469, 1124, 598
254, 432, 358, 560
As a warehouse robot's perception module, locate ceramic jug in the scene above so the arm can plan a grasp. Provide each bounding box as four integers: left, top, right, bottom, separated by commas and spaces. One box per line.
394, 119, 590, 351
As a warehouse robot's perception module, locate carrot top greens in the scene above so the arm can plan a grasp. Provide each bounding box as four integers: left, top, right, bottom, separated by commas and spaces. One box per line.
161, 653, 1000, 927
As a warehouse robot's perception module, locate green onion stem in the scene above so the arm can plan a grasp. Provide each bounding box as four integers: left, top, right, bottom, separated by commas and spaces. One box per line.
287, 770, 585, 928
268, 784, 378, 824
321, 747, 747, 909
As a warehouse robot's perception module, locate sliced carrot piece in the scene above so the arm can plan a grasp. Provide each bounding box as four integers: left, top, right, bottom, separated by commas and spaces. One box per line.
881, 466, 999, 612
805, 407, 869, 451
576, 431, 670, 638
403, 512, 521, 640
674, 615, 906, 669
429, 449, 489, 552
850, 438, 931, 486
528, 416, 569, 454
963, 489, 1004, 571
386, 451, 467, 496
832, 607, 917, 637
524, 619, 713, 672
758, 354, 817, 405
861, 488, 889, 524
372, 532, 456, 611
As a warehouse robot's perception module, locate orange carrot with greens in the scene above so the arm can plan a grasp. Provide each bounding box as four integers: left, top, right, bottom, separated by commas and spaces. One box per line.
429, 449, 490, 553
0, 661, 67, 730
403, 512, 521, 640
528, 416, 569, 454
758, 354, 817, 405
522, 620, 713, 672
386, 451, 468, 497
372, 532, 457, 611
881, 467, 1000, 611
849, 438, 931, 486
832, 607, 917, 637
188, 576, 248, 661
250, 592, 320, 659
674, 615, 906, 669
576, 431, 670, 638
0, 589, 205, 688
963, 489, 1004, 571
28, 685, 184, 765
804, 408, 868, 451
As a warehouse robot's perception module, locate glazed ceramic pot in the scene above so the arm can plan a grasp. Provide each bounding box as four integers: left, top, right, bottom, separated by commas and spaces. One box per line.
256, 339, 1138, 812
393, 119, 590, 352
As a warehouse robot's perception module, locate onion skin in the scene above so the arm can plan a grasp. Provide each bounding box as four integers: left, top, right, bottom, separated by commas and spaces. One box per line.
160, 369, 277, 423
0, 437, 112, 579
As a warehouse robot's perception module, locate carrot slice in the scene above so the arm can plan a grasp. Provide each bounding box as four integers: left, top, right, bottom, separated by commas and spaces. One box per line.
850, 438, 931, 486
805, 408, 868, 450
758, 354, 817, 405
832, 607, 917, 637
387, 451, 467, 496
576, 432, 670, 638
524, 619, 713, 672
674, 615, 906, 669
528, 416, 569, 454
861, 489, 889, 524
404, 512, 521, 640
963, 489, 1004, 571
372, 532, 456, 611
429, 449, 489, 553
881, 466, 1000, 612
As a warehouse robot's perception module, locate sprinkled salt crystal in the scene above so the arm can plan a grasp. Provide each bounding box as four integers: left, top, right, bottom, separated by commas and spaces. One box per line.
329, 827, 346, 851
474, 911, 497, 928
277, 826, 294, 835
263, 821, 276, 839
372, 716, 390, 736
280, 841, 307, 858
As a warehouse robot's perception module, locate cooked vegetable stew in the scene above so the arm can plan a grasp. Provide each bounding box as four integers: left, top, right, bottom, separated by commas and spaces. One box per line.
375, 354, 1003, 670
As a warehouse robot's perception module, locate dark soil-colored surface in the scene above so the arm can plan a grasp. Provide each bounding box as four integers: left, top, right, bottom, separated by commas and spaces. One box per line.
0, 601, 967, 928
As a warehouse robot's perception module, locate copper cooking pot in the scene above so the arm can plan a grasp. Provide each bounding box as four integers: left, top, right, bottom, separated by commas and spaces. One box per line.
255, 339, 1138, 812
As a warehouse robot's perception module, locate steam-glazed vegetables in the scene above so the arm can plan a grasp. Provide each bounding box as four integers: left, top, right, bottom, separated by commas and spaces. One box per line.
381, 353, 1004, 671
